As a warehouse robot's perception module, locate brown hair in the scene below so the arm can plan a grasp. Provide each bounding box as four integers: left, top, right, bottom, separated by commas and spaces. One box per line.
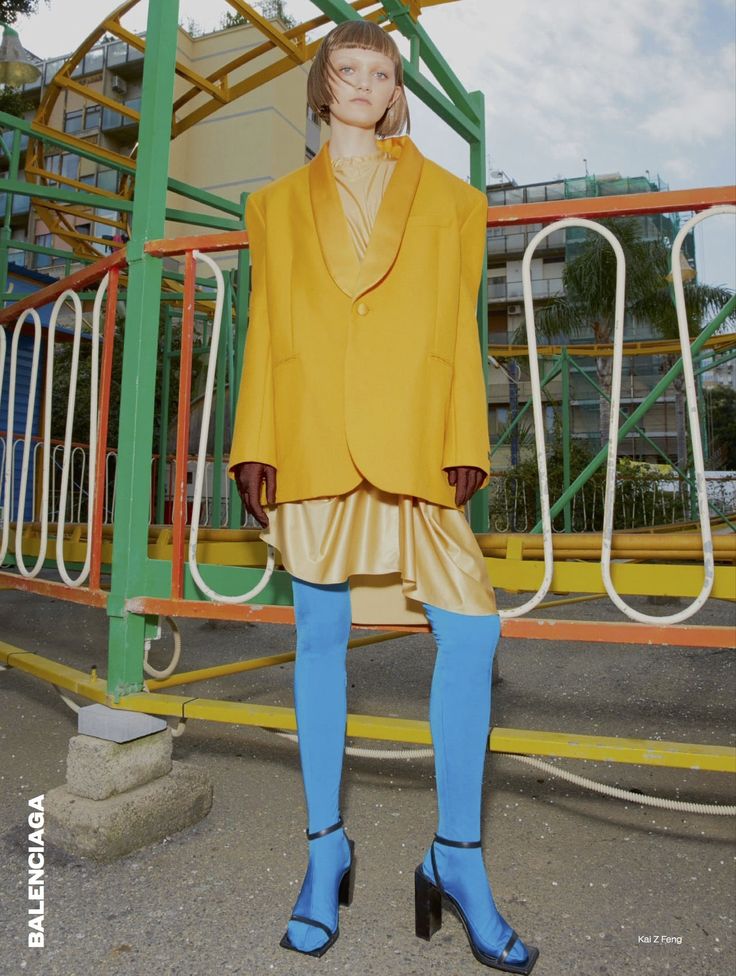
307, 20, 410, 137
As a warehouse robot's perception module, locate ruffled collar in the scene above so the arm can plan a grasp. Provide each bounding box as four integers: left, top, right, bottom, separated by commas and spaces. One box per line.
330, 143, 390, 165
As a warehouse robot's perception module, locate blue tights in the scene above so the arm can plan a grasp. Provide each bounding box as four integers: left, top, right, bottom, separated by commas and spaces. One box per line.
286, 576, 529, 966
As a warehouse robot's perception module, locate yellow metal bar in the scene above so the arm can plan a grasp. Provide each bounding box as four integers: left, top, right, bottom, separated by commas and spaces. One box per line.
1, 641, 733, 772
7, 526, 736, 601
38, 200, 126, 231
486, 558, 736, 601
146, 632, 414, 690
54, 73, 141, 121
24, 164, 128, 206
537, 593, 607, 610
490, 332, 736, 359
103, 19, 229, 103
28, 119, 137, 173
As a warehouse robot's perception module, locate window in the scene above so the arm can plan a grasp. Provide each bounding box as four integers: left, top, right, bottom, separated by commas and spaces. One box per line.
83, 49, 104, 75
61, 154, 80, 181
44, 58, 65, 85
97, 169, 118, 192
106, 41, 128, 67
84, 105, 101, 130
64, 110, 83, 135
44, 153, 61, 177
35, 233, 54, 268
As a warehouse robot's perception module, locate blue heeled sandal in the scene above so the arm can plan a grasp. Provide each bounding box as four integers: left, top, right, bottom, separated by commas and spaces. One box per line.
279, 817, 356, 958
415, 834, 539, 974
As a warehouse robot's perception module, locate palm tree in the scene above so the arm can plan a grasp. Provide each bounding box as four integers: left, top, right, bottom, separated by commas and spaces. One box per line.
521, 216, 734, 462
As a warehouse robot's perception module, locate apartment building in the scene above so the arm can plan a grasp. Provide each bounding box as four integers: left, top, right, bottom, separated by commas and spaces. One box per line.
485, 172, 699, 468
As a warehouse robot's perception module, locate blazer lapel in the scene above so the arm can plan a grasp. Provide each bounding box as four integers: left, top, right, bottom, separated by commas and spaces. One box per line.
308, 134, 424, 300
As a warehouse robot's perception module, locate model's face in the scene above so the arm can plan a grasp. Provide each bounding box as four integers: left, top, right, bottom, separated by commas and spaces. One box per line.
326, 46, 401, 130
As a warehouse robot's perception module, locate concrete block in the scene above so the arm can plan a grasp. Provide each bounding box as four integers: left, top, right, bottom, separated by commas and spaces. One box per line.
77, 703, 168, 742
66, 729, 173, 800
45, 760, 213, 862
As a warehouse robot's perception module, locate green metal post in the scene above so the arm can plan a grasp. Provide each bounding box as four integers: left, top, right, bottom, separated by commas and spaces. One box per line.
106, 0, 180, 699
228, 192, 250, 528
155, 303, 173, 524
491, 359, 563, 454
467, 87, 489, 533
695, 349, 709, 465
212, 272, 230, 528
0, 128, 21, 307
561, 346, 571, 531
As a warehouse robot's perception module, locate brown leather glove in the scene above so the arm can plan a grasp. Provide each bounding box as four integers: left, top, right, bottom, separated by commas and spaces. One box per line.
233, 461, 276, 528
445, 466, 487, 507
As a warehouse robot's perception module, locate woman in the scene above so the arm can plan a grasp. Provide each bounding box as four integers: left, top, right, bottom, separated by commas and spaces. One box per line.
228, 18, 538, 975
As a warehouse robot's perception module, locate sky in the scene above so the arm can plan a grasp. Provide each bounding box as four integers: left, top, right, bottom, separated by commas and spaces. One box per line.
14, 0, 736, 289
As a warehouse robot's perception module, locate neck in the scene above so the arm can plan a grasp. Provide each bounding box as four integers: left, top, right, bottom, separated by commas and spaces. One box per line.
327, 118, 380, 160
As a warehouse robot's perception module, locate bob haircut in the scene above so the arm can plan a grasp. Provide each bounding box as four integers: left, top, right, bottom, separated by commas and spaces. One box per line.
307, 19, 410, 137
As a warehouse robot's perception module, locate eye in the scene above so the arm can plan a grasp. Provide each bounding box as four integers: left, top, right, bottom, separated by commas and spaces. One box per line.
375, 71, 388, 79
339, 65, 353, 73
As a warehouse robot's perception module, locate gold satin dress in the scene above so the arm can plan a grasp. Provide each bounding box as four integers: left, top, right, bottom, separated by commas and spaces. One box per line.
258, 144, 496, 625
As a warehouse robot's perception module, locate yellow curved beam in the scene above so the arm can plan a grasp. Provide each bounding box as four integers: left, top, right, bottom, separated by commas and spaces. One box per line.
26, 0, 457, 263
491, 332, 736, 359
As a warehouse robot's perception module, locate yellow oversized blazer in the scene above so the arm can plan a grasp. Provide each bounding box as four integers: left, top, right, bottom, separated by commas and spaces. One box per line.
227, 134, 491, 510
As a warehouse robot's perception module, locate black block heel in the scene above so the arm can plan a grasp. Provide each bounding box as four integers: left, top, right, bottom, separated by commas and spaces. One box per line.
414, 865, 442, 941
413, 834, 540, 974
338, 838, 356, 906
279, 816, 356, 959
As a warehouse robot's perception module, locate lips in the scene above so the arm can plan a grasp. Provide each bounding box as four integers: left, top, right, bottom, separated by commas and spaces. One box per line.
351, 98, 370, 104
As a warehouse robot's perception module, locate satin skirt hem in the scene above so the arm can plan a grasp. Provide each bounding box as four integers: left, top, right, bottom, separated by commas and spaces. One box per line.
258, 478, 496, 625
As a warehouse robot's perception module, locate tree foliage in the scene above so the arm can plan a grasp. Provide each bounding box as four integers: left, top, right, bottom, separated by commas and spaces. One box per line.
220, 1, 296, 30
0, 0, 44, 22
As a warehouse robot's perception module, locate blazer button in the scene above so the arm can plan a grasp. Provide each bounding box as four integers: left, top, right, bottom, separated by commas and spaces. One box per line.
356, 301, 368, 316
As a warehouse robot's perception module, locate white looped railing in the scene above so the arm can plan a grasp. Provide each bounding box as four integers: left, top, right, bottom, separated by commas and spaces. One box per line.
600, 205, 734, 624
1, 308, 42, 566
186, 249, 276, 604
505, 206, 734, 625
1, 277, 107, 583
54, 277, 105, 585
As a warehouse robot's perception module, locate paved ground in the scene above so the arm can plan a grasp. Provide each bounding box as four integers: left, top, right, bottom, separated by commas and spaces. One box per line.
0, 587, 734, 976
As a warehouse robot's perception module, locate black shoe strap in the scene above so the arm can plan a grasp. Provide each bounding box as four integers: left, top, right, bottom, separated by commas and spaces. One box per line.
434, 833, 482, 848
289, 913, 334, 939
306, 816, 344, 840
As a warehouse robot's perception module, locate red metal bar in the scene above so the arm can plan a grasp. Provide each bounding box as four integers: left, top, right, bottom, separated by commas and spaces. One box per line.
143, 185, 736, 258
487, 184, 736, 227
90, 266, 119, 590
170, 250, 197, 599
500, 617, 736, 649
122, 596, 735, 649
0, 249, 127, 326
0, 570, 107, 607
146, 230, 248, 258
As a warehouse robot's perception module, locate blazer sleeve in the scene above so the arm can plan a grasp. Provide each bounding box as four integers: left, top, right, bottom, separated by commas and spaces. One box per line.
227, 191, 277, 480
441, 190, 491, 482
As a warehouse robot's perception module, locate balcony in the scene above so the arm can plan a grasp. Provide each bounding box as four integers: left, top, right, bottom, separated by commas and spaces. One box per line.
488, 226, 566, 256
488, 278, 564, 303
101, 97, 141, 136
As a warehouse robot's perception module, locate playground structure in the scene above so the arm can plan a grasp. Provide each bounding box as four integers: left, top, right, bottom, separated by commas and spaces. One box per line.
0, 1, 734, 785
